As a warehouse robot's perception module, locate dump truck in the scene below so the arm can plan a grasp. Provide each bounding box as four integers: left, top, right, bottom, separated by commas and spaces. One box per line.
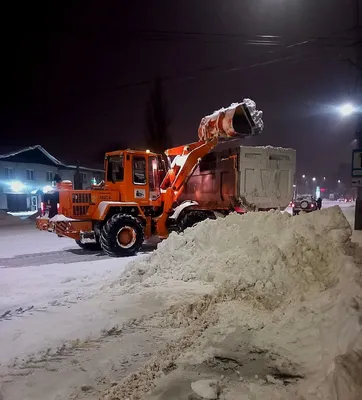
174, 142, 295, 229
36, 98, 296, 256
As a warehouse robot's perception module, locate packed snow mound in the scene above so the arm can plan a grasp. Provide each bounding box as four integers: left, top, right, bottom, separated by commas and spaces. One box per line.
121, 206, 351, 301
108, 207, 362, 400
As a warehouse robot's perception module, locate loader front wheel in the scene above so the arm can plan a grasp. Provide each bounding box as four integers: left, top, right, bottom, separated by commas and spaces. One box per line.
100, 214, 144, 257
179, 211, 211, 232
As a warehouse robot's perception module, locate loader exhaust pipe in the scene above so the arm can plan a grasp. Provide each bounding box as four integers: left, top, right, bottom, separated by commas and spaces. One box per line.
198, 98, 263, 141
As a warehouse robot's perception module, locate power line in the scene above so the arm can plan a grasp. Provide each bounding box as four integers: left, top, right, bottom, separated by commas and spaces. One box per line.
112, 52, 318, 92
60, 26, 362, 96
112, 26, 360, 91
125, 26, 361, 47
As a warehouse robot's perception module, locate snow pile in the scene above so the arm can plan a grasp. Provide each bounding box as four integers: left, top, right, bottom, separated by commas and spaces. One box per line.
107, 207, 362, 400
191, 379, 220, 399
121, 206, 351, 303
49, 214, 78, 222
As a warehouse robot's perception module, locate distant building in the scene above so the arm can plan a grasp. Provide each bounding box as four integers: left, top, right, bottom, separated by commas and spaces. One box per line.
0, 145, 103, 212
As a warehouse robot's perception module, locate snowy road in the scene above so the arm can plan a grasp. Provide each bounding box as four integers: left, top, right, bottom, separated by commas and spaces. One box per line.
0, 227, 157, 324
0, 202, 357, 400
0, 220, 209, 400
0, 247, 107, 268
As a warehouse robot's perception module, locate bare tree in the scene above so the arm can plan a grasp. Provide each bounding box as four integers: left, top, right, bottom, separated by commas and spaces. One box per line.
92, 141, 128, 164
145, 77, 172, 153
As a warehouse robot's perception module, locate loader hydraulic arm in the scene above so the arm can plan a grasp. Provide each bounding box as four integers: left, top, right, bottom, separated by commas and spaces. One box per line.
161, 99, 263, 198
155, 98, 263, 237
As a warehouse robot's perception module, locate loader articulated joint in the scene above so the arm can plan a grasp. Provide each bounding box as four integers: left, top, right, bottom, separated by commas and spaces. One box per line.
80, 230, 97, 244
183, 145, 190, 154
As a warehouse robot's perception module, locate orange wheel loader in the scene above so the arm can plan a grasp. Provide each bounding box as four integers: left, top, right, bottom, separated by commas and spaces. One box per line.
36, 99, 266, 257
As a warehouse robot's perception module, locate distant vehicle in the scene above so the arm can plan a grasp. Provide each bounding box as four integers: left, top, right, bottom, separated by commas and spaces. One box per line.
338, 197, 353, 203
292, 194, 318, 216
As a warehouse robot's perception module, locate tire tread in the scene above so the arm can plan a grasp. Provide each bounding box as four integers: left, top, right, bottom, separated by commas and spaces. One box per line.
100, 214, 144, 257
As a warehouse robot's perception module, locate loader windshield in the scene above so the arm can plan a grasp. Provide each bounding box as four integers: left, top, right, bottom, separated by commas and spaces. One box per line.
107, 155, 124, 182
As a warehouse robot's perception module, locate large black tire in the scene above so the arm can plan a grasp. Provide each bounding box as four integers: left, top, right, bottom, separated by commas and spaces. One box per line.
100, 214, 144, 257
179, 211, 211, 232
75, 240, 102, 251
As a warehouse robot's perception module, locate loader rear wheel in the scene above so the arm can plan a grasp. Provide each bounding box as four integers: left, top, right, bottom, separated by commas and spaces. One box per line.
179, 211, 211, 232
75, 240, 102, 251
100, 214, 144, 257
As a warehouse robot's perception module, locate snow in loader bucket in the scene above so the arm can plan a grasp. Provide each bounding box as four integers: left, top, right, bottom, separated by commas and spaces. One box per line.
198, 98, 264, 141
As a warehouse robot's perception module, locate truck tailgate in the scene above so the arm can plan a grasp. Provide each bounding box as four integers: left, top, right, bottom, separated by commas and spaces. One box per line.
238, 146, 296, 210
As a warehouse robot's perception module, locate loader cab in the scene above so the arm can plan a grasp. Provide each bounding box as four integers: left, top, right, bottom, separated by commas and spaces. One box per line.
104, 150, 167, 206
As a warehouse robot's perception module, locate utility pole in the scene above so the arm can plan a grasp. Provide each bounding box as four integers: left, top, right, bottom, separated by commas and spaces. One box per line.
353, 0, 362, 229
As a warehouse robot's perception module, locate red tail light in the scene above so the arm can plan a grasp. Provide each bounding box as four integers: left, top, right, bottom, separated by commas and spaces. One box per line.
311, 204, 314, 208
291, 203, 295, 208
234, 206, 246, 213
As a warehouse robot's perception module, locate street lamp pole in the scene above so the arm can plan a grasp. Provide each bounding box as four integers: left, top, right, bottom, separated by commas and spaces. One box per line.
353, 0, 362, 229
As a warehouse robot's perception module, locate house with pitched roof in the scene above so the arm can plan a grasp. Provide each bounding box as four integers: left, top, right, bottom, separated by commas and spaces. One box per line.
0, 145, 103, 212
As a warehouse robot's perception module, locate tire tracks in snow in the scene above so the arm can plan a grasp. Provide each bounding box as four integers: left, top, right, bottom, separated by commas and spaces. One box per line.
0, 249, 107, 268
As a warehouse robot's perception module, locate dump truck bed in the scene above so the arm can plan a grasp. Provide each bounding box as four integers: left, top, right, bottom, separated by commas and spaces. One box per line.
179, 142, 296, 211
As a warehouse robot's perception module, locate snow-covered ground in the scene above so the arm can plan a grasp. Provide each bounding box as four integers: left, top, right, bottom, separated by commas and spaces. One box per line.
7, 210, 38, 218
0, 218, 210, 400
0, 202, 360, 400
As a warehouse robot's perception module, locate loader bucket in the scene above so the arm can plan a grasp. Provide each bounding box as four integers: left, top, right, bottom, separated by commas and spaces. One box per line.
198, 98, 263, 141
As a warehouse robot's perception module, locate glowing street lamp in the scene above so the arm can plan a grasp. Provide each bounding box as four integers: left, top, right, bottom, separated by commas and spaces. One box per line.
337, 179, 341, 183
302, 174, 306, 179
312, 177, 316, 182
339, 103, 356, 117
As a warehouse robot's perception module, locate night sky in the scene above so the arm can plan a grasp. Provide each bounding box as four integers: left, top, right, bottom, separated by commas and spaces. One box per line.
1, 0, 360, 175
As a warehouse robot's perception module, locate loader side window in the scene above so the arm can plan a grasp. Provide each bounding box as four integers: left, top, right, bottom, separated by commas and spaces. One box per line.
133, 156, 146, 185
107, 155, 124, 182
148, 156, 161, 200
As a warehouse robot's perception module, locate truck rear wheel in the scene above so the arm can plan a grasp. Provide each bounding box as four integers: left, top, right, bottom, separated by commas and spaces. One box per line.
75, 240, 102, 251
100, 214, 144, 257
179, 211, 211, 232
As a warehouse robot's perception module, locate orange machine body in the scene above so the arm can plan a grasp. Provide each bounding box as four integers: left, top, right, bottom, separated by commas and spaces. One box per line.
36, 99, 263, 256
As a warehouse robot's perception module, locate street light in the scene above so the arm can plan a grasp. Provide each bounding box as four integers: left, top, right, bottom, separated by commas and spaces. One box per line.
302, 174, 306, 178
312, 177, 316, 182
339, 103, 356, 117
338, 179, 341, 183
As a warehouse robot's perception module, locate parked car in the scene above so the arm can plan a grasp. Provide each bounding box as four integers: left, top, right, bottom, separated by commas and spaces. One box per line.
292, 195, 318, 216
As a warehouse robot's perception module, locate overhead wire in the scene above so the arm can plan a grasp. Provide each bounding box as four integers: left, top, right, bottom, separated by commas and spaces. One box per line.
60, 25, 361, 95
110, 26, 360, 91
